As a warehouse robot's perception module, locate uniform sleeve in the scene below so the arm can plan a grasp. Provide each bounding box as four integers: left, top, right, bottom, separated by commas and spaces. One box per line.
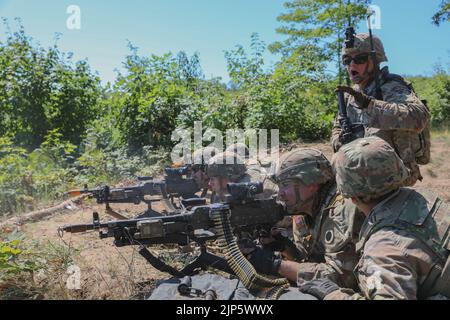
366, 82, 430, 132
324, 228, 436, 300
299, 199, 362, 289
297, 245, 359, 289
331, 115, 343, 153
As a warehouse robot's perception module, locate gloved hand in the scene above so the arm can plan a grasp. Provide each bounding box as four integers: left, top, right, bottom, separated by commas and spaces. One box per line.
237, 238, 257, 255
337, 85, 373, 109
298, 278, 340, 300
258, 228, 304, 262
258, 228, 290, 252
246, 246, 282, 276
334, 130, 345, 152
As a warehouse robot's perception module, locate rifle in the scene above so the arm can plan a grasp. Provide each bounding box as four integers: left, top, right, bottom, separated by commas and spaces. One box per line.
59, 182, 296, 281
66, 166, 204, 219
337, 10, 381, 146
337, 26, 365, 146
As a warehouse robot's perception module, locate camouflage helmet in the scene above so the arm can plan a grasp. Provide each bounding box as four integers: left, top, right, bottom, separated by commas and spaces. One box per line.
192, 146, 219, 171
332, 137, 409, 202
342, 33, 388, 64
269, 149, 333, 186
206, 151, 247, 182
225, 143, 250, 159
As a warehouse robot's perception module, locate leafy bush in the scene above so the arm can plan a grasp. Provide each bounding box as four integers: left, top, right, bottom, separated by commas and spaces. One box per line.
0, 230, 78, 300
409, 68, 450, 128
0, 131, 78, 215
0, 231, 39, 277
0, 20, 102, 150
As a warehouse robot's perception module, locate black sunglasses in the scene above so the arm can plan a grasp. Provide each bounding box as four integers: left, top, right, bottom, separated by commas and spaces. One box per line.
342, 54, 370, 66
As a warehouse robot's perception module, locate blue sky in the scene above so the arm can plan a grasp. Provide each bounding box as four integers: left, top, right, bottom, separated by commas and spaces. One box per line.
0, 0, 449, 84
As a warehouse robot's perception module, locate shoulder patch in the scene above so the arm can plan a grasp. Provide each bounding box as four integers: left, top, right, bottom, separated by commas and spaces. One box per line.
320, 199, 359, 253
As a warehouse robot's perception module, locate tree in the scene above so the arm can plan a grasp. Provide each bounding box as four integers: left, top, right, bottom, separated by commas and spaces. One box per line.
0, 20, 101, 150
432, 0, 450, 26
224, 34, 335, 142
269, 0, 371, 82
112, 44, 208, 150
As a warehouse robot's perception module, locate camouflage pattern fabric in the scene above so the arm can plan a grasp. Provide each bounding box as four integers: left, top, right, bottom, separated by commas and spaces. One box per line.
269, 148, 364, 289
269, 148, 334, 186
192, 146, 219, 167
325, 189, 449, 300
206, 151, 247, 182
293, 184, 365, 290
331, 66, 430, 186
225, 143, 250, 160
341, 33, 388, 63
332, 136, 409, 203
328, 137, 449, 300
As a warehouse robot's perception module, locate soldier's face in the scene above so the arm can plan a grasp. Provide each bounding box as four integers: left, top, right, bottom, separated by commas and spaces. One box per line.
193, 170, 209, 189
278, 180, 318, 212
208, 176, 228, 193
345, 53, 374, 85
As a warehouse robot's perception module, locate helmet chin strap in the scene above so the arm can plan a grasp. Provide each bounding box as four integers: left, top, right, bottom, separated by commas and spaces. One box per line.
291, 181, 315, 215
361, 60, 378, 88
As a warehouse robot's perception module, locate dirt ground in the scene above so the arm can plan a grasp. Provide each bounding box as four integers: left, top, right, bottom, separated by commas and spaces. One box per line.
2, 134, 449, 300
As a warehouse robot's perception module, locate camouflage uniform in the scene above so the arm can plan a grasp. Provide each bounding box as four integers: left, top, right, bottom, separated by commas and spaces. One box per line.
225, 143, 250, 160
207, 151, 248, 203
332, 33, 430, 186
191, 146, 219, 167
328, 137, 450, 300
270, 149, 365, 289
207, 151, 277, 203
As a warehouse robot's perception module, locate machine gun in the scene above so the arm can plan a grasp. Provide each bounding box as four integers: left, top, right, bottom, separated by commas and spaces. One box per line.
59, 182, 297, 299
66, 166, 204, 219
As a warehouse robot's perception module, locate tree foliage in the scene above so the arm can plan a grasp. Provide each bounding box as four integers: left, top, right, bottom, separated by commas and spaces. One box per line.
270, 0, 371, 81
409, 65, 450, 127
0, 7, 449, 215
0, 19, 102, 150
432, 0, 450, 26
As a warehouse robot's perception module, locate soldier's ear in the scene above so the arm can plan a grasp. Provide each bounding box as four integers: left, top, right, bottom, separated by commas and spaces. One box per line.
351, 197, 359, 205
307, 183, 321, 195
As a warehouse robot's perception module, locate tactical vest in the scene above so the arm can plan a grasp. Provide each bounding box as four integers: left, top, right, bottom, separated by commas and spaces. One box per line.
357, 188, 450, 298
380, 73, 431, 165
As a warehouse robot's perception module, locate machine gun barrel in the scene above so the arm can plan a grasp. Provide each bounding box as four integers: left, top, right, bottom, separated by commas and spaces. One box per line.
65, 168, 201, 207
59, 190, 290, 245
58, 187, 293, 279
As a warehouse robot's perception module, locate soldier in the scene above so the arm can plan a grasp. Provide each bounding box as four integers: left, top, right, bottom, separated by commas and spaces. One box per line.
332, 33, 430, 186
225, 142, 250, 160
299, 137, 450, 300
206, 151, 249, 203
190, 146, 219, 190
244, 149, 365, 290
225, 142, 280, 197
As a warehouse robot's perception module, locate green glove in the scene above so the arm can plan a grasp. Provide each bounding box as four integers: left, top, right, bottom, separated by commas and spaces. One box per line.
337, 85, 374, 109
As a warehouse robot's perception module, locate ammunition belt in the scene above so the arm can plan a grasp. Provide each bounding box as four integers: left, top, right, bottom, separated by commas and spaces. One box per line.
211, 207, 290, 300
